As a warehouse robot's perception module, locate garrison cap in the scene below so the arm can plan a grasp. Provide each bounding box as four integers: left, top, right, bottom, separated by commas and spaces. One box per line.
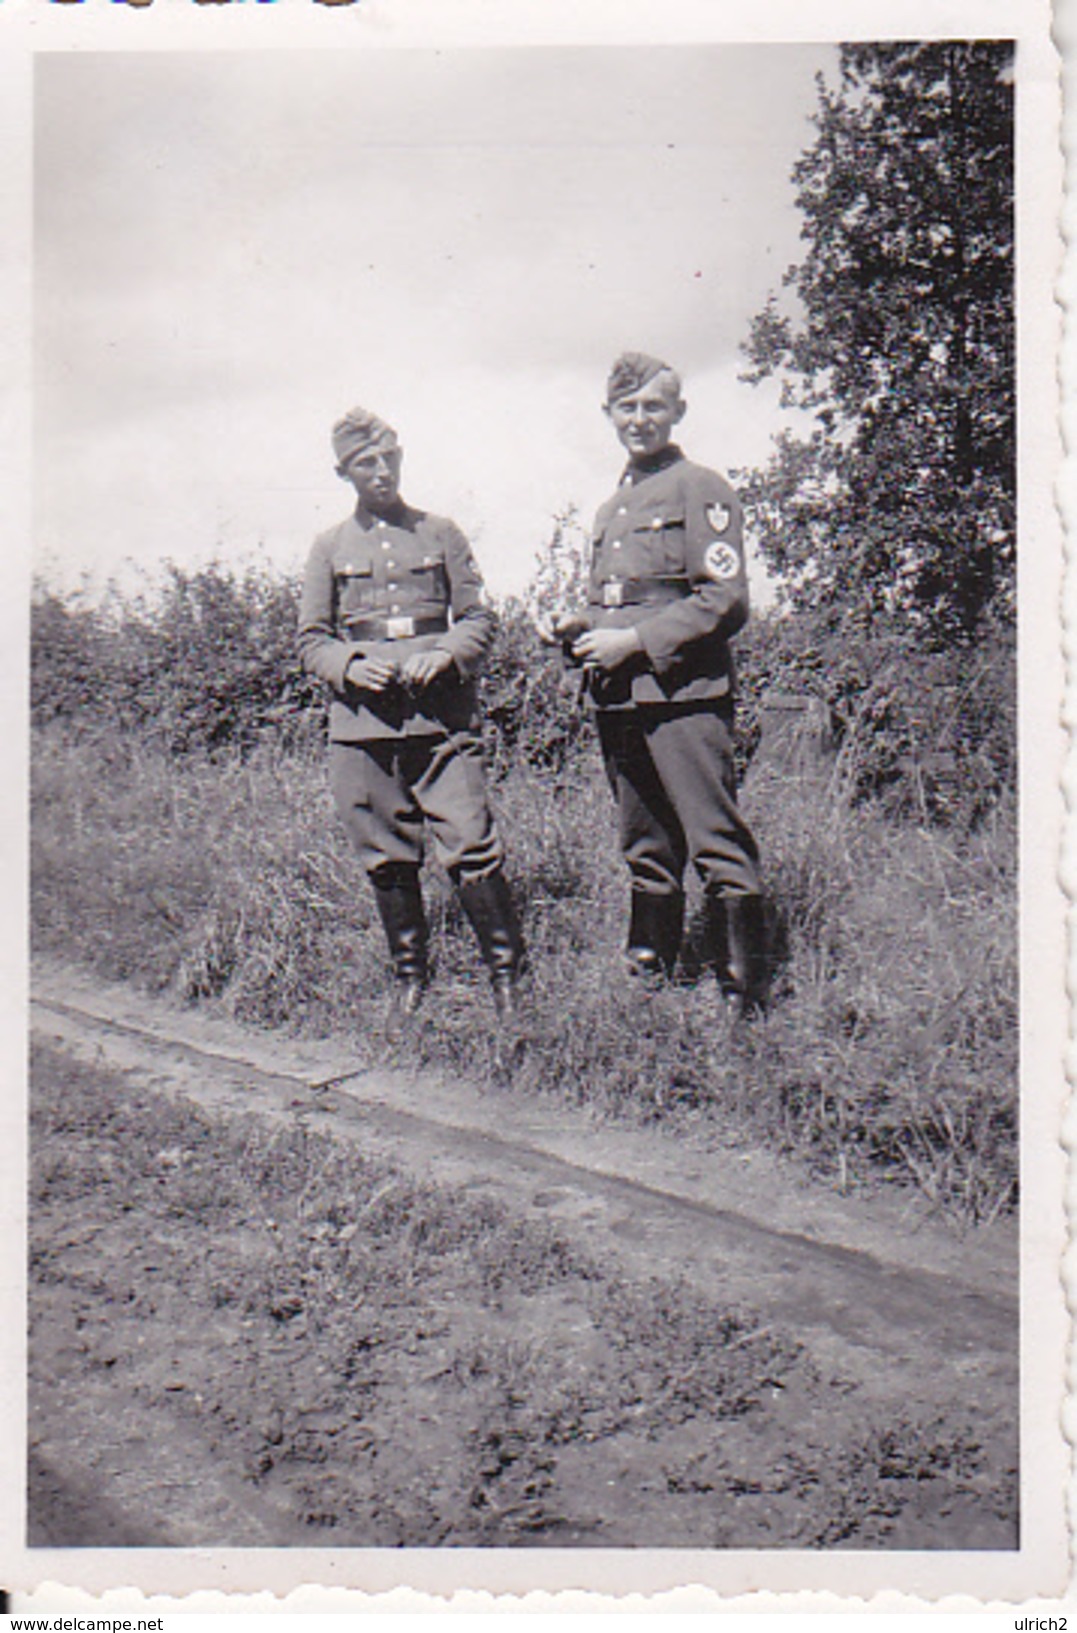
332, 407, 400, 467
606, 352, 680, 403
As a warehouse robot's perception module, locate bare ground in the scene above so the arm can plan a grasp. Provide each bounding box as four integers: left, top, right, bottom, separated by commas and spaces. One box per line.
28, 958, 1018, 1551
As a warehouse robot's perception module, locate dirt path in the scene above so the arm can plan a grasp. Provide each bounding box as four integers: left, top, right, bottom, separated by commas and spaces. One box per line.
28, 958, 1018, 1550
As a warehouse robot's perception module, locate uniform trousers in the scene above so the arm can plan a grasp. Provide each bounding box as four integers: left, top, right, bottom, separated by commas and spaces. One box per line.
329, 732, 502, 883
596, 702, 760, 899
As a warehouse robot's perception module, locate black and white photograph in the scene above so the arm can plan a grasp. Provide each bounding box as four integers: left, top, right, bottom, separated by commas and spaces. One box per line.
7, 0, 1067, 1607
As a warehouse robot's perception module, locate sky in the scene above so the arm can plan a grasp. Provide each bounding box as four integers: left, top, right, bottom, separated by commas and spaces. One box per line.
34, 44, 837, 602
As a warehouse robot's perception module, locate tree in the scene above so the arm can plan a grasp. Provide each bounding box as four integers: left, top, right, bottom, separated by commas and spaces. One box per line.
741, 42, 1014, 643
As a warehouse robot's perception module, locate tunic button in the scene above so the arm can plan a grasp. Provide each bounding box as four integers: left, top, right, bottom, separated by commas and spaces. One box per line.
381, 540, 391, 550
617, 507, 627, 516
388, 582, 397, 591
612, 540, 622, 550
391, 604, 401, 614
377, 519, 386, 528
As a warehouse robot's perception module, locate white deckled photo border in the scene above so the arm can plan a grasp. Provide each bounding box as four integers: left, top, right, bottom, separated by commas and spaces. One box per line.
0, 0, 1068, 1609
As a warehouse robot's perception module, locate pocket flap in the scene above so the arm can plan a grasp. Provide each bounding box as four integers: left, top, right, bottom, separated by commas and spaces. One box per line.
638, 510, 685, 532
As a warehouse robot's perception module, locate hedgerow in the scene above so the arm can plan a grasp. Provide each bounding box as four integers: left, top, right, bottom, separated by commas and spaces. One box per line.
32, 562, 324, 757
33, 555, 1015, 829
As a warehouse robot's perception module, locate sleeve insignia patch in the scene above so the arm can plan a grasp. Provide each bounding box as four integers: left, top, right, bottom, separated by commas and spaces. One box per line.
705, 502, 733, 536
703, 541, 741, 582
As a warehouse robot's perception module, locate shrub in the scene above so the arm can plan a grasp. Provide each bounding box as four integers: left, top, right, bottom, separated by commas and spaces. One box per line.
735, 608, 1015, 828
31, 586, 116, 726
31, 562, 325, 757
480, 604, 592, 780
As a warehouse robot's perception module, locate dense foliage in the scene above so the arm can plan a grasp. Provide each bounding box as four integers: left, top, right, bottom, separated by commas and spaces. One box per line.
32, 563, 324, 757
734, 609, 1015, 828
741, 42, 1014, 643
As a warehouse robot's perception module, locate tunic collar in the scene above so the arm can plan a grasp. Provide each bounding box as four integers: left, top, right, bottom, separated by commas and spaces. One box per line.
621, 444, 684, 485
355, 496, 410, 528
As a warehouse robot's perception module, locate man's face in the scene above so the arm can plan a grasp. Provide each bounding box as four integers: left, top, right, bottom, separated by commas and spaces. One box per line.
340, 442, 402, 510
605, 372, 685, 461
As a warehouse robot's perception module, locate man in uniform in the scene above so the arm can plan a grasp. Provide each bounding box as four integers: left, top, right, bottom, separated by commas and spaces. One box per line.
298, 407, 525, 1035
552, 353, 767, 1013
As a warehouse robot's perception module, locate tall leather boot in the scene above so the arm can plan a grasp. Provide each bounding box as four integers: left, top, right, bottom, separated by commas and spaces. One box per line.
457, 870, 526, 1023
625, 889, 684, 982
371, 865, 429, 1039
706, 888, 768, 1018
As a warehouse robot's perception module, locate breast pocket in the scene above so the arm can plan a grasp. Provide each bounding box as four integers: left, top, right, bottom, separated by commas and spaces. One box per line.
334, 562, 374, 617
656, 512, 687, 575
630, 512, 687, 576
409, 552, 449, 606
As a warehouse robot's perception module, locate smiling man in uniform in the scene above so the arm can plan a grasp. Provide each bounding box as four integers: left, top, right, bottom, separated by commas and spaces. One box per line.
298, 407, 525, 1037
554, 353, 766, 1014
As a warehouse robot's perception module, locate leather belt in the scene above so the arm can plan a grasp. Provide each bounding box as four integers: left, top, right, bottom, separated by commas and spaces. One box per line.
596, 576, 691, 609
344, 614, 449, 641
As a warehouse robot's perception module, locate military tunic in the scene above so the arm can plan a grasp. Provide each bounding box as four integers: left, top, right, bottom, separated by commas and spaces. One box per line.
585, 444, 760, 899
298, 500, 502, 881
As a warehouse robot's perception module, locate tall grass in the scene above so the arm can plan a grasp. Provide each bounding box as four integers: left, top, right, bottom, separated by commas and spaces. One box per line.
744, 755, 1016, 1218
31, 724, 1016, 1222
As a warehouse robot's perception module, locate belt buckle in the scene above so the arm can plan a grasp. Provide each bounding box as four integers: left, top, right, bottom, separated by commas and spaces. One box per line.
602, 581, 624, 608
386, 615, 416, 640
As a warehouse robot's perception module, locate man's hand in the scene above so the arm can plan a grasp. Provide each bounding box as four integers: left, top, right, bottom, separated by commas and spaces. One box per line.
400, 648, 454, 688
534, 611, 591, 647
571, 626, 644, 671
345, 654, 397, 692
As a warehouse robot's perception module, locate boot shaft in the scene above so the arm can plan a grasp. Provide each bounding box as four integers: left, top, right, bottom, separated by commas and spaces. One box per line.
457, 870, 526, 986
706, 889, 768, 1013
371, 868, 429, 984
626, 889, 684, 979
